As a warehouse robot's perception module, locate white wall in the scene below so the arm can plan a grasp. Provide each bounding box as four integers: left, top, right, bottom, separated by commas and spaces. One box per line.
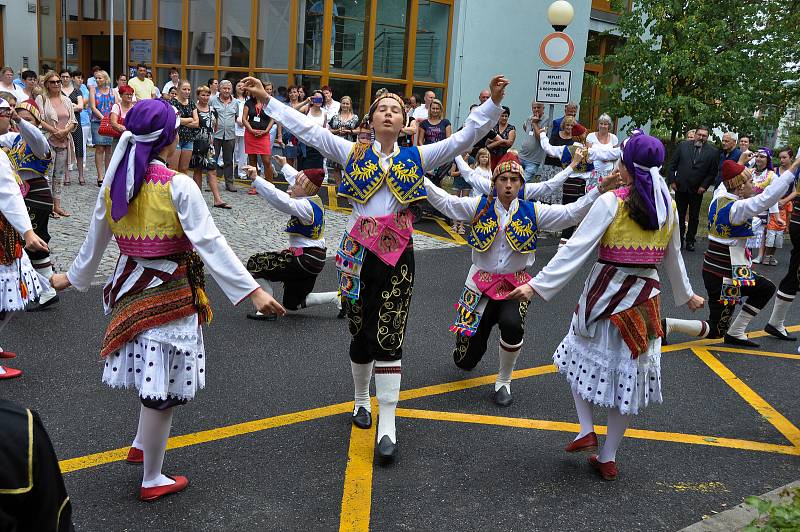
0, 0, 39, 73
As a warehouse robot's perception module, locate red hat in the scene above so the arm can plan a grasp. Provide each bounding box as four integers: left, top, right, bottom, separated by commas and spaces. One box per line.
492, 151, 524, 179
571, 123, 587, 137
721, 160, 746, 182
302, 168, 325, 188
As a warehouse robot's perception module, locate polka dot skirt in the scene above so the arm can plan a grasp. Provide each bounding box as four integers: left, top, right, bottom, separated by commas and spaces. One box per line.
0, 258, 45, 312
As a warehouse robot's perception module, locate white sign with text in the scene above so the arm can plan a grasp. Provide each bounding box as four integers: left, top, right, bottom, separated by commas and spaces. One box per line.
536, 70, 571, 104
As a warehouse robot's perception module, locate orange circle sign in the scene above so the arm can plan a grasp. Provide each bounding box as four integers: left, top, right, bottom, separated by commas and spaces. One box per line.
539, 32, 575, 68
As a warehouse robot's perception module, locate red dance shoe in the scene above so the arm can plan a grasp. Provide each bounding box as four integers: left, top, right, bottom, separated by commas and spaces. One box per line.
0, 351, 16, 359
565, 432, 598, 453
126, 447, 144, 464
0, 366, 22, 379
139, 475, 189, 502
588, 454, 618, 481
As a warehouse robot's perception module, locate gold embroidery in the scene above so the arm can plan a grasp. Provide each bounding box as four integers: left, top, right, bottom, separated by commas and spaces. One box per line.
345, 297, 363, 336
519, 300, 529, 321
376, 264, 414, 351
390, 160, 422, 183
452, 334, 470, 365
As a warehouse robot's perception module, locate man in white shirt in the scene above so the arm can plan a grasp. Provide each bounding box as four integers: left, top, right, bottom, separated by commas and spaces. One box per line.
412, 90, 435, 121
321, 85, 340, 116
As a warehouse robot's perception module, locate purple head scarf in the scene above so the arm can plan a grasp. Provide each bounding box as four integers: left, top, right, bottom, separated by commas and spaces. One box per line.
107, 99, 179, 221
756, 147, 774, 171
621, 132, 671, 230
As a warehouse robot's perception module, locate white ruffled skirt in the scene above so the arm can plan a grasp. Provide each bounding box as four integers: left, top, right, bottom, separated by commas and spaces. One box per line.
102, 314, 206, 401
0, 254, 45, 312
552, 317, 663, 416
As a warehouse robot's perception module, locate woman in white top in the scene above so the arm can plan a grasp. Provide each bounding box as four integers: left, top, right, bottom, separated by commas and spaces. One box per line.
234, 81, 248, 180
585, 113, 620, 188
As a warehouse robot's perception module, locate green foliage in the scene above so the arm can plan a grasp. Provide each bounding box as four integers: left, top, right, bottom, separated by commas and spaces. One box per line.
743, 487, 800, 531
599, 0, 800, 144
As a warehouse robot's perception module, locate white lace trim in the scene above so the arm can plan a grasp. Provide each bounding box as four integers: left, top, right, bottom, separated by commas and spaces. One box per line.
0, 260, 44, 311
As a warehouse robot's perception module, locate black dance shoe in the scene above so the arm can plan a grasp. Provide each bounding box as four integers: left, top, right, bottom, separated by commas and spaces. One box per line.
494, 386, 513, 407
660, 318, 670, 345
352, 407, 372, 429
685, 242, 695, 252
337, 307, 347, 319
376, 435, 396, 463
723, 334, 759, 348
764, 324, 797, 341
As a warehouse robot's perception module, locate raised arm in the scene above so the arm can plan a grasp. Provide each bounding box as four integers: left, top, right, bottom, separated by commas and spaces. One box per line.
538, 131, 565, 159
455, 155, 492, 195
65, 181, 113, 291
423, 177, 481, 221
587, 142, 620, 163
14, 115, 50, 159
522, 165, 572, 200
251, 177, 314, 223
533, 186, 602, 231
730, 168, 798, 224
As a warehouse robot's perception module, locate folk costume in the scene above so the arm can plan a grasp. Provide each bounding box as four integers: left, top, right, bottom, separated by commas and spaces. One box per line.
746, 150, 778, 260
263, 93, 501, 460
0, 99, 58, 309
454, 153, 573, 201
64, 100, 260, 500
246, 164, 338, 317
529, 133, 697, 480
425, 152, 603, 406
0, 148, 46, 378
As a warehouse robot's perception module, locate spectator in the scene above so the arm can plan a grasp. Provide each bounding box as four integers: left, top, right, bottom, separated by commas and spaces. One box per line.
192, 85, 229, 208
59, 69, 85, 186
417, 98, 452, 184
73, 71, 92, 150
519, 101, 551, 182
127, 64, 156, 100
321, 85, 340, 116
162, 67, 180, 94
297, 85, 306, 102
0, 66, 24, 102
207, 77, 219, 99
449, 150, 480, 234
19, 70, 39, 100
327, 95, 359, 187
86, 65, 101, 90
171, 80, 199, 175
278, 85, 302, 169
685, 129, 696, 141
408, 93, 421, 113
738, 134, 751, 153
162, 85, 177, 102
211, 79, 238, 192
234, 81, 248, 179
585, 113, 619, 188
147, 70, 162, 98
113, 73, 135, 102
298, 89, 327, 171
549, 101, 577, 143
478, 89, 490, 105
716, 132, 742, 186
242, 81, 275, 183
276, 85, 288, 103
486, 105, 516, 169
89, 69, 116, 186
412, 90, 435, 121
398, 97, 418, 147
667, 125, 719, 251
36, 70, 77, 217
747, 148, 778, 263
109, 85, 135, 137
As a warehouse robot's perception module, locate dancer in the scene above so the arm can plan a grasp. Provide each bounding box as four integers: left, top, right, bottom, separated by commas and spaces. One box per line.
0, 142, 48, 378
511, 132, 704, 481
241, 74, 508, 461
0, 99, 60, 310
244, 155, 339, 320
50, 99, 285, 501
425, 150, 619, 406
747, 148, 778, 264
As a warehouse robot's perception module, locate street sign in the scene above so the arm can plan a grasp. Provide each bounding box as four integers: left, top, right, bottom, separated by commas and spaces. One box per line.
537, 69, 571, 104
539, 32, 575, 68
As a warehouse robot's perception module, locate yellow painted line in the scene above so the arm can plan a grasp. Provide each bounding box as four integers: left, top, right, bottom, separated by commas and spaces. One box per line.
710, 347, 800, 360
659, 325, 800, 353
692, 347, 800, 448
327, 184, 340, 210
396, 409, 800, 457
339, 402, 377, 532
399, 365, 557, 402
433, 217, 467, 245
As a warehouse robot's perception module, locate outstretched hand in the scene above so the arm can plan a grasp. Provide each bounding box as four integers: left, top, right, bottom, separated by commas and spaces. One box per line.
686, 295, 705, 311
240, 77, 269, 103
489, 75, 510, 105
23, 230, 48, 253
50, 273, 71, 291
272, 154, 287, 168
506, 283, 535, 301
251, 288, 286, 317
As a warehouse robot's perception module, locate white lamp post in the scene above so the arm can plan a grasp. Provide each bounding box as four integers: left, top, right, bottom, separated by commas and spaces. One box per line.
547, 0, 575, 32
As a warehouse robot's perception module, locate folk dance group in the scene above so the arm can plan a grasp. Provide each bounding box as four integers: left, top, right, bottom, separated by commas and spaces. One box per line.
0, 73, 798, 506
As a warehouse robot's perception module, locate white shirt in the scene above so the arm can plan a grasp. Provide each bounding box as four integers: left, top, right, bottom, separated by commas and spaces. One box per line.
66, 161, 259, 304
585, 132, 619, 173
412, 105, 429, 122
265, 96, 502, 230
0, 118, 51, 181
0, 150, 32, 235
163, 80, 179, 94
455, 156, 572, 200
235, 98, 246, 136
252, 163, 325, 249
424, 177, 601, 275
539, 132, 621, 175
322, 99, 340, 117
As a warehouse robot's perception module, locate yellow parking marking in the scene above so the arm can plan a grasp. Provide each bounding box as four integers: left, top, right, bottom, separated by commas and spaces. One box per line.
339, 402, 377, 532
399, 365, 557, 402
692, 347, 800, 448
396, 408, 800, 456
709, 346, 800, 360
433, 217, 467, 245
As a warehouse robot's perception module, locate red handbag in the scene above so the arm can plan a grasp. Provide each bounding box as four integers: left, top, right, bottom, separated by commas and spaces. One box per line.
98, 114, 123, 138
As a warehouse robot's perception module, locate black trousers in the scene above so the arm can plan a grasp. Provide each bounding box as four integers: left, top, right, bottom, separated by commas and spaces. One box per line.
702, 270, 775, 338
213, 138, 236, 186
675, 190, 704, 245
452, 298, 529, 370
777, 225, 800, 296
24, 178, 53, 268
560, 177, 585, 240
247, 248, 326, 310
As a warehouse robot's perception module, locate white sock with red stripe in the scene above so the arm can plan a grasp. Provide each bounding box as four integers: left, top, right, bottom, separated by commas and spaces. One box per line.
495, 340, 522, 393
374, 360, 401, 444
351, 361, 373, 414
304, 291, 340, 307
768, 292, 795, 333
663, 318, 709, 338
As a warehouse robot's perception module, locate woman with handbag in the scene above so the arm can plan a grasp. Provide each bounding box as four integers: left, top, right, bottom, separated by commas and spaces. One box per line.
109, 85, 135, 139
89, 70, 117, 187
192, 85, 229, 209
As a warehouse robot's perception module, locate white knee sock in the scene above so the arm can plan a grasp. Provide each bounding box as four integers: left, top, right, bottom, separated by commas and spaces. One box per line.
31, 263, 57, 300
131, 407, 145, 450
304, 291, 340, 308
351, 361, 373, 414
768, 293, 795, 333
571, 384, 595, 440
663, 318, 709, 338
727, 305, 757, 339
139, 405, 176, 488
599, 407, 631, 463
374, 360, 401, 443
495, 341, 522, 393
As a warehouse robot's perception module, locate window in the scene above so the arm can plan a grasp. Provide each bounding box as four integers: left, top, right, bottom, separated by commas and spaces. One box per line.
259, 73, 290, 93
157, 0, 182, 64
371, 82, 408, 99
67, 0, 79, 21
130, 0, 153, 20
327, 78, 367, 117
187, 0, 217, 66
414, 1, 449, 83
296, 0, 327, 70
294, 74, 321, 95
373, 0, 408, 79
185, 69, 216, 93
331, 0, 369, 75
219, 0, 252, 68
82, 0, 101, 20
38, 1, 59, 60
257, 0, 291, 69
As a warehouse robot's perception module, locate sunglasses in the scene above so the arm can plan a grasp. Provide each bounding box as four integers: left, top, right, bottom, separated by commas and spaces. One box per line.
48, 80, 62, 84
0, 108, 12, 118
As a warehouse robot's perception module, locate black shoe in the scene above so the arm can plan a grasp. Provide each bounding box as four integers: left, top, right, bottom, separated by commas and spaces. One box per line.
685, 242, 695, 252
660, 318, 669, 345
337, 307, 347, 319
352, 407, 372, 429
246, 311, 277, 321
764, 323, 797, 341
494, 386, 512, 407
723, 334, 759, 348
376, 435, 396, 463
27, 294, 60, 312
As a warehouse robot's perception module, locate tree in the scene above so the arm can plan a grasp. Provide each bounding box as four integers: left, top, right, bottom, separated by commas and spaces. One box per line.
597, 0, 800, 145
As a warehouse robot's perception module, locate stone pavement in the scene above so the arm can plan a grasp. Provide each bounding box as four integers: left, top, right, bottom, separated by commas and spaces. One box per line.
51, 151, 457, 281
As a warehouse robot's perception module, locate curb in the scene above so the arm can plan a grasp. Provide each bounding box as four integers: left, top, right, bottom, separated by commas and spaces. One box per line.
680, 480, 800, 531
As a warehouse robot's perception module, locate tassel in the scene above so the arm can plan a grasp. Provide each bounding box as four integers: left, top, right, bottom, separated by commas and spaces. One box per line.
14, 242, 23, 259
194, 286, 213, 325
19, 280, 28, 300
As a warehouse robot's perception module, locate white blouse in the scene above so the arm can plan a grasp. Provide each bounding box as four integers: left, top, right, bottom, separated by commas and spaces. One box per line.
0, 150, 33, 235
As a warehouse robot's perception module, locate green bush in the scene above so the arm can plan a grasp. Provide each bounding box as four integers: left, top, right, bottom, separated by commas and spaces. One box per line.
743, 487, 800, 531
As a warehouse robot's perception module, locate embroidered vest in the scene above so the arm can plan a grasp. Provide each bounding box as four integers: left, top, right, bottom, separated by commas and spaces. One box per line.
5, 135, 52, 177
285, 195, 325, 240
708, 197, 754, 239
466, 196, 538, 254
340, 143, 426, 204
598, 187, 672, 265
751, 169, 775, 194
562, 144, 594, 173
104, 164, 193, 257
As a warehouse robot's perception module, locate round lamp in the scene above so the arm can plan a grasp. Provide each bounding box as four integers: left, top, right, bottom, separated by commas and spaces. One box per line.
547, 0, 575, 32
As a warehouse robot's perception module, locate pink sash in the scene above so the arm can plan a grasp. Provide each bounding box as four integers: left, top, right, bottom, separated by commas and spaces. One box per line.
348, 211, 414, 267
472, 270, 532, 300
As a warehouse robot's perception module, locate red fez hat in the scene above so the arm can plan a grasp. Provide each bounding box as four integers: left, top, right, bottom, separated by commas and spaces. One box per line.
492, 151, 524, 179
571, 123, 587, 137
721, 160, 746, 182
303, 168, 325, 188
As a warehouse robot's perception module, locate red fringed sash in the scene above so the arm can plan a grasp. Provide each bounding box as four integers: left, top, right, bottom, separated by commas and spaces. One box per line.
608, 295, 663, 359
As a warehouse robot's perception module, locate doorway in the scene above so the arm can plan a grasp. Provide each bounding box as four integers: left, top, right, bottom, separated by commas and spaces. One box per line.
81, 35, 124, 78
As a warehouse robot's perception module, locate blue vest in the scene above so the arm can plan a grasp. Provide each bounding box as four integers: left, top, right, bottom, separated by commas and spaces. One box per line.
708, 197, 753, 239
5, 136, 52, 177
561, 145, 594, 173
466, 195, 538, 253
285, 196, 325, 240
339, 143, 426, 204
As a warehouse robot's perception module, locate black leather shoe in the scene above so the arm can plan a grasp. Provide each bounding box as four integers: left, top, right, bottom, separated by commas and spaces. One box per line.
247, 311, 277, 321
337, 307, 347, 319
27, 294, 59, 312
723, 334, 759, 348
494, 386, 512, 407
376, 435, 396, 463
352, 407, 372, 429
764, 323, 797, 341
686, 242, 695, 252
